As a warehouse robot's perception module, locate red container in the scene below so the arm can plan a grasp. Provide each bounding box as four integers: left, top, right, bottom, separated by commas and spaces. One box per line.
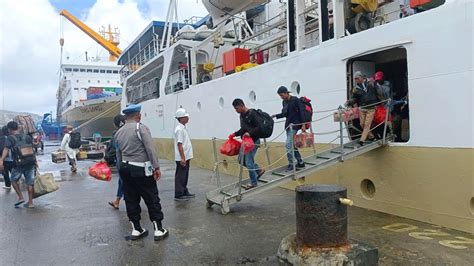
223, 48, 250, 74
410, 0, 432, 8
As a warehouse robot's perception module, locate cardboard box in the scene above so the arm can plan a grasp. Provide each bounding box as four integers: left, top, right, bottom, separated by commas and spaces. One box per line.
51, 151, 66, 164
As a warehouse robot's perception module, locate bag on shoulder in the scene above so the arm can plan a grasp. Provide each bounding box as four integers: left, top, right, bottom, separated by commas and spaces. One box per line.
9, 135, 36, 167
68, 132, 82, 149
252, 109, 274, 138
299, 96, 313, 124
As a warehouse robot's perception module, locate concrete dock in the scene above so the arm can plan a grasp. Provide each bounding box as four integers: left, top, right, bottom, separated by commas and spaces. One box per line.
0, 142, 472, 265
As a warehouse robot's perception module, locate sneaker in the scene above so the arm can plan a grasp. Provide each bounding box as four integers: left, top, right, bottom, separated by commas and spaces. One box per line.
183, 192, 195, 199
174, 196, 189, 201
296, 162, 306, 169
358, 141, 364, 147
153, 221, 169, 241
129, 221, 148, 240
3, 186, 11, 190
285, 165, 294, 172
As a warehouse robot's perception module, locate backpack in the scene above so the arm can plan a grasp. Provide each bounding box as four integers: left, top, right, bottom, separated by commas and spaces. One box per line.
252, 109, 274, 138
299, 96, 313, 124
68, 132, 82, 149
8, 134, 36, 167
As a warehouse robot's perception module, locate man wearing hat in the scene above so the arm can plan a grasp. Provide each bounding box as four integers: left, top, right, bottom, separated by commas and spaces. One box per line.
174, 108, 195, 201
272, 86, 307, 171
114, 104, 168, 241
346, 71, 379, 145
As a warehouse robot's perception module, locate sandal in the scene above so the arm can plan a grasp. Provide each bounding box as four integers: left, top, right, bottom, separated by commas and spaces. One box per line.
108, 201, 119, 210
23, 203, 35, 208
14, 200, 25, 208
242, 184, 257, 190
257, 169, 265, 179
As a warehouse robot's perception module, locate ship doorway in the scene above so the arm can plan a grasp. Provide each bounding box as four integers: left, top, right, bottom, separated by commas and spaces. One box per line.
347, 47, 409, 143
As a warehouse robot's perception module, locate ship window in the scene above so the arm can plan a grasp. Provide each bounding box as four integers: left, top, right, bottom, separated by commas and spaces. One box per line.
65, 68, 72, 72
93, 69, 99, 73
113, 70, 119, 74
346, 47, 410, 143
80, 69, 86, 72
73, 68, 79, 72
100, 69, 106, 73
97, 80, 100, 83
88, 80, 91, 83
73, 88, 79, 90
106, 70, 112, 73
107, 80, 110, 83
87, 69, 93, 72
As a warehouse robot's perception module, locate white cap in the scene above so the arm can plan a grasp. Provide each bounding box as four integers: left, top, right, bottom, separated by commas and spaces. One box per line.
175, 108, 189, 118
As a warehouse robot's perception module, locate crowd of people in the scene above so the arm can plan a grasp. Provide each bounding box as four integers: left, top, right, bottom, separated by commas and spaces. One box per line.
1, 70, 404, 241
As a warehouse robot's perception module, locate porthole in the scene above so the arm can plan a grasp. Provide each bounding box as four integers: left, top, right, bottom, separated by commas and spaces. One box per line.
249, 91, 256, 103
291, 81, 301, 95
218, 97, 225, 109
360, 179, 376, 199
197, 101, 202, 111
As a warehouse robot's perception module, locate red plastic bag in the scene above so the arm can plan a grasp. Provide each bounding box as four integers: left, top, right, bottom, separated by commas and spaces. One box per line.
88, 162, 112, 181
373, 105, 392, 125
242, 136, 255, 154
220, 137, 242, 156
294, 132, 315, 148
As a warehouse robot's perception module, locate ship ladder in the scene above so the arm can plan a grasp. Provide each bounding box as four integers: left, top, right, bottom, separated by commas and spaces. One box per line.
206, 100, 394, 215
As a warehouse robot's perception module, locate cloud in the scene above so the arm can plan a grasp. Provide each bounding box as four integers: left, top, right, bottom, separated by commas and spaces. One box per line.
0, 0, 208, 115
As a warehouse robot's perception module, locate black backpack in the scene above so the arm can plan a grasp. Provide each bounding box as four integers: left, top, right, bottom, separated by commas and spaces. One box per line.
299, 96, 313, 123
252, 109, 274, 138
68, 132, 82, 149
8, 134, 36, 167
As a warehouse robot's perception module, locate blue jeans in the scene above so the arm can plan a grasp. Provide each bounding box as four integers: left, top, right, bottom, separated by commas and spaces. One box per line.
239, 139, 261, 186
11, 165, 35, 186
286, 128, 302, 165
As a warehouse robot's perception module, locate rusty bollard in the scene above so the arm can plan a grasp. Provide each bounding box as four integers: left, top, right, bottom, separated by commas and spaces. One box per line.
277, 184, 378, 265
296, 184, 348, 249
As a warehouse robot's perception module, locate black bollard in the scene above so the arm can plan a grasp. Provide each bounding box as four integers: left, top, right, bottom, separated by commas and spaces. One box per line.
295, 184, 348, 248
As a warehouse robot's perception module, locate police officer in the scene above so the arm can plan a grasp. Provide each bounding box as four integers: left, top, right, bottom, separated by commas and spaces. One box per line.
114, 104, 168, 241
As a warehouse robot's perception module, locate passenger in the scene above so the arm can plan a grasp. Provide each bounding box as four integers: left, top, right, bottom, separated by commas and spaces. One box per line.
272, 86, 307, 171
399, 0, 414, 17
105, 114, 126, 210
173, 108, 195, 201
373, 71, 393, 103
229, 99, 265, 190
346, 71, 379, 146
114, 104, 168, 241
0, 126, 12, 190
0, 121, 37, 208
60, 125, 79, 173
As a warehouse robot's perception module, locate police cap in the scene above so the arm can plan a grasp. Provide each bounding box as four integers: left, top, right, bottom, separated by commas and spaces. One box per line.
122, 104, 142, 115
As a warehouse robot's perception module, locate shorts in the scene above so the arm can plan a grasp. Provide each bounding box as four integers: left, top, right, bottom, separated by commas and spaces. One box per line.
10, 165, 35, 186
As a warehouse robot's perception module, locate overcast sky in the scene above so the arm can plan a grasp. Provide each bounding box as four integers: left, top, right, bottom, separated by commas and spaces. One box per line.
0, 0, 208, 115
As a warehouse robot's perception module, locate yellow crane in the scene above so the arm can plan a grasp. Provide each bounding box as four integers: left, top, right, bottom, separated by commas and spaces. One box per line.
59, 9, 121, 61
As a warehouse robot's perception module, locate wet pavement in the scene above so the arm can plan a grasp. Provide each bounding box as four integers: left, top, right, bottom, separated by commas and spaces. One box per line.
0, 141, 473, 265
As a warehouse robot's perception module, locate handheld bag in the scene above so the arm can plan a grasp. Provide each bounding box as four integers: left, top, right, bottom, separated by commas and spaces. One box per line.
88, 162, 112, 181
373, 105, 391, 125
33, 171, 59, 198
294, 132, 315, 148
219, 137, 241, 156
242, 136, 255, 154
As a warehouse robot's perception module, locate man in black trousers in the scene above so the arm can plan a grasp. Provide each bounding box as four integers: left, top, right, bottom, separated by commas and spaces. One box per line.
173, 108, 195, 201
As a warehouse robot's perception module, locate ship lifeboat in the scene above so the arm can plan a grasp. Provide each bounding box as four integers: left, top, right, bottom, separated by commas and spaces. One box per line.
175, 25, 196, 40
194, 25, 213, 41
202, 0, 268, 26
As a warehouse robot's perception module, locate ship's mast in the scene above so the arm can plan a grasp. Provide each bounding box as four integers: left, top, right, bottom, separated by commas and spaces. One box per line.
160, 0, 180, 51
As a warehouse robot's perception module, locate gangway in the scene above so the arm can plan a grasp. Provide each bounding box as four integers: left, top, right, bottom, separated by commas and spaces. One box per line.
206, 103, 393, 214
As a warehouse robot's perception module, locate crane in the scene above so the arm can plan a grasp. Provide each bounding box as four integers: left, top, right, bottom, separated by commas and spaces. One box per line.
59, 9, 121, 61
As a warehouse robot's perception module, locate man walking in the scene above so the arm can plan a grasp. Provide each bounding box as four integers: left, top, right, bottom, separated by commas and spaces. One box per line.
346, 71, 379, 145
272, 86, 307, 171
114, 104, 168, 241
0, 121, 37, 208
174, 108, 195, 201
60, 125, 79, 173
229, 99, 265, 189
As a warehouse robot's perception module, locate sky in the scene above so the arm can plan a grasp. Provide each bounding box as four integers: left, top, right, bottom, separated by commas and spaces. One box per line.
0, 0, 208, 115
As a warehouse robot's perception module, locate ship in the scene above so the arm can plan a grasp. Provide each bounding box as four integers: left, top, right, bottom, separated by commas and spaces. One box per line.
118, 0, 473, 233
56, 10, 124, 138
56, 61, 122, 138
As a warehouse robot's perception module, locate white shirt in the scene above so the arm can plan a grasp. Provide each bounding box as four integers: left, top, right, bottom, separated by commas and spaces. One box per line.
174, 123, 193, 161
60, 133, 79, 159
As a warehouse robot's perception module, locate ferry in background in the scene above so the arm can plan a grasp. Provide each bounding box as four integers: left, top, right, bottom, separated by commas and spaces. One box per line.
119, 0, 473, 233
56, 61, 122, 138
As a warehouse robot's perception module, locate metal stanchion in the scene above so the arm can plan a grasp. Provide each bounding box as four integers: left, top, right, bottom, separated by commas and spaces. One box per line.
382, 99, 391, 145
212, 137, 221, 188
338, 106, 344, 162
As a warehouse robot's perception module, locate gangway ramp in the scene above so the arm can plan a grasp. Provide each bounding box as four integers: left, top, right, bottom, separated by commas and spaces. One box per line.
206, 136, 393, 214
